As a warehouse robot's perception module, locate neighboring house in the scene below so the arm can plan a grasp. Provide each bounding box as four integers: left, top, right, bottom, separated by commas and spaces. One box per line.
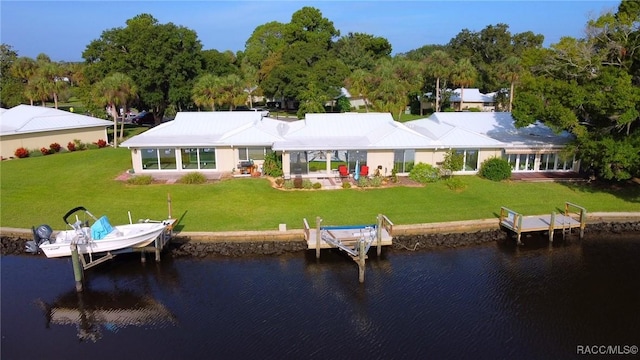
0, 105, 113, 159
120, 111, 578, 178
420, 88, 498, 114
326, 88, 368, 110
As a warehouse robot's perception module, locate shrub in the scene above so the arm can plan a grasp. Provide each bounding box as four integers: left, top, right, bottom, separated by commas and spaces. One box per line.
49, 143, 61, 153
262, 151, 283, 177
40, 147, 53, 155
440, 149, 464, 177
369, 176, 383, 187
444, 177, 467, 191
312, 182, 322, 189
341, 182, 351, 189
283, 180, 294, 189
14, 147, 29, 158
302, 179, 313, 189
127, 175, 153, 185
479, 157, 512, 181
67, 142, 76, 152
178, 172, 207, 184
274, 177, 284, 187
73, 139, 87, 151
357, 177, 370, 187
409, 162, 440, 184
95, 139, 108, 148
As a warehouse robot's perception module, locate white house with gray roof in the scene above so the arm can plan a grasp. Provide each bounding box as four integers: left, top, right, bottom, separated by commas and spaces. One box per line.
120, 111, 578, 178
0, 105, 112, 159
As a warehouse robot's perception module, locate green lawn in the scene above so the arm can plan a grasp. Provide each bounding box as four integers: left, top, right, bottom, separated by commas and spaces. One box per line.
1, 148, 638, 232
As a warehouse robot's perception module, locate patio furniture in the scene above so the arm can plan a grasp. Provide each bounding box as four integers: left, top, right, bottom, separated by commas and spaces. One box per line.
338, 165, 349, 177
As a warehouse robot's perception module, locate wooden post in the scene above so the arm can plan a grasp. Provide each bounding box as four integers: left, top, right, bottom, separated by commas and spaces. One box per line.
549, 211, 555, 242
315, 216, 322, 259
167, 193, 172, 219
376, 214, 383, 257
141, 250, 146, 263
358, 239, 366, 283
71, 243, 83, 292
516, 215, 523, 245
579, 208, 586, 240
155, 232, 162, 262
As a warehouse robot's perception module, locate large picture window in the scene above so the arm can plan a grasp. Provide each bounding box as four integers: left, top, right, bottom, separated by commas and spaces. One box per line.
455, 149, 478, 171
239, 147, 270, 161
394, 149, 415, 173
181, 148, 216, 170
142, 148, 177, 170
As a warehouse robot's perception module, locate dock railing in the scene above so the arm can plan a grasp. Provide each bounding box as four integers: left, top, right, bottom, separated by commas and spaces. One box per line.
380, 214, 394, 236
499, 206, 521, 232
565, 202, 587, 238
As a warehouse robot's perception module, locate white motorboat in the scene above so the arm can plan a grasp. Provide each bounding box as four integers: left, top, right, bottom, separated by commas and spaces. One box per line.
27, 206, 170, 258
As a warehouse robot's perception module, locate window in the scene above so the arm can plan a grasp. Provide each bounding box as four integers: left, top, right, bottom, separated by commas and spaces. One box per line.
394, 149, 415, 173
141, 148, 159, 170
540, 153, 556, 171
141, 148, 177, 170
180, 148, 216, 170
239, 147, 269, 161
455, 149, 478, 171
289, 151, 308, 175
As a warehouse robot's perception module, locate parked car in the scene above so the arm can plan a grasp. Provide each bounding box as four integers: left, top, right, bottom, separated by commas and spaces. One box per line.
250, 107, 270, 117
132, 111, 155, 126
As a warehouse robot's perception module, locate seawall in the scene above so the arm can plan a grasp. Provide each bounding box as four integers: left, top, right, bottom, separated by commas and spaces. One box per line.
2, 212, 639, 257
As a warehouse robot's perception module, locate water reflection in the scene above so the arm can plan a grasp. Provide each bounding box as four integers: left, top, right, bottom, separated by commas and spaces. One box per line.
36, 288, 177, 342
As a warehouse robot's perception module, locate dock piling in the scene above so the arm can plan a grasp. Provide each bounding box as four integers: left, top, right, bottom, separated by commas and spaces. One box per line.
549, 212, 555, 242
315, 217, 322, 259
357, 239, 366, 283
70, 243, 83, 292
376, 214, 382, 257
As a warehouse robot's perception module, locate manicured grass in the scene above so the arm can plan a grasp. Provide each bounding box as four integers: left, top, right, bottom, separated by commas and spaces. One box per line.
1, 148, 638, 232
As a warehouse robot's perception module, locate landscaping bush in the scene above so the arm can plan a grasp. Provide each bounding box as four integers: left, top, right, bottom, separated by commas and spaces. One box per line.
341, 182, 351, 189
479, 157, 512, 181
274, 177, 284, 187
369, 176, 383, 187
444, 177, 467, 191
14, 147, 29, 158
40, 147, 53, 155
178, 172, 207, 184
262, 151, 283, 177
357, 177, 370, 187
127, 175, 153, 185
67, 142, 76, 152
95, 139, 108, 148
49, 143, 61, 153
312, 182, 322, 189
293, 177, 303, 189
283, 180, 295, 189
409, 162, 440, 184
302, 179, 313, 189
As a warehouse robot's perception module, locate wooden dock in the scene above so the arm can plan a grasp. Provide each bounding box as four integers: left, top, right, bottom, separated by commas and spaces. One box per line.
303, 214, 394, 283
499, 202, 586, 245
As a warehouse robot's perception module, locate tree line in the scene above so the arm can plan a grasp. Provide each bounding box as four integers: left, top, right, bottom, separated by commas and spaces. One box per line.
0, 2, 638, 180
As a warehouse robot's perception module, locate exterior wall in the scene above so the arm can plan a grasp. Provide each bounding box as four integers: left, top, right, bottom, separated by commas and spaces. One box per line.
478, 149, 502, 164
366, 150, 394, 177
281, 151, 291, 178
0, 127, 108, 159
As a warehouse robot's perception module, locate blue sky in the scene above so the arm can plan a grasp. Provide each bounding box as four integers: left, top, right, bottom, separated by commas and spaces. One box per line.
1, 1, 620, 62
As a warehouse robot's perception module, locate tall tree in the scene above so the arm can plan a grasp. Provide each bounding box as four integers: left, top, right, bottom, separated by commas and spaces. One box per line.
83, 14, 203, 122
332, 32, 392, 71
345, 68, 372, 112
192, 74, 221, 111
424, 50, 454, 112
450, 58, 478, 111
496, 56, 523, 111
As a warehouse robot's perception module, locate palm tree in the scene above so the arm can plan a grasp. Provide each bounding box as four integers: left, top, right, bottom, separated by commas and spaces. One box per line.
424, 50, 454, 112
10, 57, 37, 105
451, 58, 477, 111
192, 74, 221, 111
93, 73, 136, 147
345, 68, 371, 112
368, 58, 424, 120
107, 73, 138, 140
497, 56, 522, 112
219, 74, 248, 110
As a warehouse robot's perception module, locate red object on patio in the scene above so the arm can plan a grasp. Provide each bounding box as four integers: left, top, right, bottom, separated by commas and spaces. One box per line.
338, 165, 349, 177
360, 165, 369, 177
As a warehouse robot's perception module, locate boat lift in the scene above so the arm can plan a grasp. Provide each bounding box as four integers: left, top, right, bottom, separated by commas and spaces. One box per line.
304, 214, 394, 283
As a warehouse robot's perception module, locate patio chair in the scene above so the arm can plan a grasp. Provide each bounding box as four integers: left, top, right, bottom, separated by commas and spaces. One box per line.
338, 165, 349, 178
360, 165, 369, 177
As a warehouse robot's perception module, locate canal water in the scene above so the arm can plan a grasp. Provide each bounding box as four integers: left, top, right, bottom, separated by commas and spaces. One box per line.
2, 234, 639, 360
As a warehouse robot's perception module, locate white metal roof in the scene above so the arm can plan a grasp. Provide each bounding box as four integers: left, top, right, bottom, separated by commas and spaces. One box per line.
120, 111, 286, 148
449, 88, 495, 103
0, 104, 112, 136
405, 112, 574, 149
272, 112, 434, 151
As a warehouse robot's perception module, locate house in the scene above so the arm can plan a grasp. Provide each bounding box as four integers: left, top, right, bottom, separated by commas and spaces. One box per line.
420, 88, 498, 114
325, 87, 368, 110
120, 111, 578, 178
0, 105, 113, 159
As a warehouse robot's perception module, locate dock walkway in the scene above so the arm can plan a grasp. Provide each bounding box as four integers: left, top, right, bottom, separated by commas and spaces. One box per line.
499, 202, 586, 245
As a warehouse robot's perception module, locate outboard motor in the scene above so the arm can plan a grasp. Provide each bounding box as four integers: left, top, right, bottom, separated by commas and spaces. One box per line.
25, 224, 54, 254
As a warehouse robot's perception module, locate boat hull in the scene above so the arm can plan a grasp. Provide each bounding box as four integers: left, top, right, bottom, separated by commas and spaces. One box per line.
39, 222, 167, 258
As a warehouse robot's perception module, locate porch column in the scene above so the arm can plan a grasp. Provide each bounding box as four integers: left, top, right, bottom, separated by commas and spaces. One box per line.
281, 151, 291, 179
325, 150, 332, 177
